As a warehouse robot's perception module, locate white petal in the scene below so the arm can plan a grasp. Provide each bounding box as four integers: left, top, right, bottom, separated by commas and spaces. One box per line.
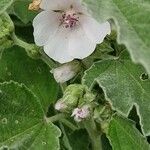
68, 27, 96, 59
80, 16, 111, 43
40, 0, 71, 10
44, 27, 73, 63
33, 11, 59, 46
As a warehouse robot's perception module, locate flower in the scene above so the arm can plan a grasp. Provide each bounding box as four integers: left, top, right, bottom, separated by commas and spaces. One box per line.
71, 105, 90, 122
33, 0, 111, 63
50, 60, 80, 83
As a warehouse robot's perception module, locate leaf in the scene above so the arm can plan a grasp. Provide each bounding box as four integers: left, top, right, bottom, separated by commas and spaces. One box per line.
0, 46, 58, 111
82, 41, 115, 68
13, 0, 38, 24
83, 0, 150, 74
101, 134, 112, 150
107, 115, 150, 150
67, 129, 90, 150
82, 51, 150, 136
0, 81, 61, 150
0, 0, 13, 15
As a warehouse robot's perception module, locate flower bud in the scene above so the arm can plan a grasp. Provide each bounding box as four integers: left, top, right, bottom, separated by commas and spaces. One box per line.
55, 84, 85, 112
94, 103, 113, 123
54, 84, 96, 113
51, 61, 81, 83
54, 99, 67, 111
29, 0, 41, 11
0, 13, 14, 50
71, 105, 90, 122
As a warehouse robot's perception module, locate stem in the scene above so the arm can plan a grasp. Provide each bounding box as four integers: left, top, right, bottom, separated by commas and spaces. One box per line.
46, 114, 77, 131
84, 118, 102, 150
60, 83, 67, 92
59, 122, 72, 150
12, 33, 57, 69
46, 113, 66, 123
40, 49, 57, 68
60, 119, 78, 131
12, 33, 32, 50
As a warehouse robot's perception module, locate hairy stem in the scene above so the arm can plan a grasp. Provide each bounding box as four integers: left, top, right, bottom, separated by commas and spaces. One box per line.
46, 113, 66, 123
84, 118, 102, 150
12, 33, 32, 50
40, 49, 57, 68
60, 119, 78, 131
12, 33, 56, 68
60, 83, 67, 92
59, 123, 72, 150
46, 114, 77, 131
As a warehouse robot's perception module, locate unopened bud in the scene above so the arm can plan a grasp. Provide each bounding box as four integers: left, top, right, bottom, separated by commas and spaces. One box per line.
54, 84, 96, 113
71, 105, 90, 122
51, 61, 81, 83
55, 100, 67, 111
94, 103, 113, 123
28, 0, 41, 11
0, 13, 14, 50
54, 84, 85, 112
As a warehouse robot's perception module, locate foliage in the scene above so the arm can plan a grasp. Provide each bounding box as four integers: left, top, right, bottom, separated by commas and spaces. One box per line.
0, 0, 149, 150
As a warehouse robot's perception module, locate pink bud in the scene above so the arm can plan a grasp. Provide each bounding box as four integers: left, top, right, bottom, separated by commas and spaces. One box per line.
71, 105, 90, 122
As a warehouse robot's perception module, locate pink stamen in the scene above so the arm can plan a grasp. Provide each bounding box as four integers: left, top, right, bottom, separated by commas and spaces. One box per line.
60, 12, 79, 28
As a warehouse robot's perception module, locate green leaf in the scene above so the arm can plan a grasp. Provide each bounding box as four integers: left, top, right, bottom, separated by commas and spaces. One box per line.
13, 0, 38, 24
83, 0, 150, 74
0, 81, 61, 150
0, 46, 58, 111
0, 0, 13, 15
67, 129, 90, 150
82, 41, 115, 68
82, 51, 150, 135
107, 115, 150, 150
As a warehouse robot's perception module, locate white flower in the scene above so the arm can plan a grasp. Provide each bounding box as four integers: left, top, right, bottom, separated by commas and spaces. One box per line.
33, 0, 111, 63
71, 105, 90, 122
51, 61, 80, 83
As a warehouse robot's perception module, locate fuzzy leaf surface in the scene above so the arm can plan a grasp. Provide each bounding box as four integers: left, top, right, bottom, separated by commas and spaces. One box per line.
0, 46, 58, 111
0, 0, 13, 15
107, 115, 150, 150
83, 52, 150, 135
0, 81, 61, 150
84, 0, 150, 74
13, 0, 38, 24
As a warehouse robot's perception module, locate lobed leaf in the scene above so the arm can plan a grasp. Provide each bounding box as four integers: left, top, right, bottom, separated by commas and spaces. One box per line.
83, 51, 150, 135
0, 81, 61, 150
107, 115, 150, 150
0, 46, 59, 112
0, 0, 13, 15
84, 0, 150, 74
13, 0, 38, 24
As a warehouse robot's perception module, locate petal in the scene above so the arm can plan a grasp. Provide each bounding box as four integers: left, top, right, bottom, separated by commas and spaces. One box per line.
33, 11, 60, 46
40, 0, 72, 10
44, 27, 73, 63
68, 27, 96, 59
80, 15, 111, 43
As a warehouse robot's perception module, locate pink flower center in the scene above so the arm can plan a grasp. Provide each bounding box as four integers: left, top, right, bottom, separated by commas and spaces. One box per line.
60, 10, 79, 28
